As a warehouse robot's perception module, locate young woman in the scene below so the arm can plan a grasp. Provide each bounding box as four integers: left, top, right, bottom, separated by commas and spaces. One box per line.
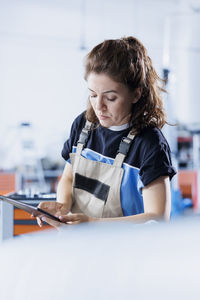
37, 36, 176, 227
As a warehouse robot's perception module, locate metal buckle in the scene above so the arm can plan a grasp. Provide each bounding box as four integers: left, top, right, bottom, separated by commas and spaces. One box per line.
118, 137, 132, 155
78, 126, 91, 145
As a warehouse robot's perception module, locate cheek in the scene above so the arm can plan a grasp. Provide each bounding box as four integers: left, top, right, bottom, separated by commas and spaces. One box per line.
89, 98, 95, 108
111, 103, 124, 114
114, 103, 132, 117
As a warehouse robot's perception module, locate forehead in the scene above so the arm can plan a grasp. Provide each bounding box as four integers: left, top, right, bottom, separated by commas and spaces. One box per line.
87, 73, 125, 92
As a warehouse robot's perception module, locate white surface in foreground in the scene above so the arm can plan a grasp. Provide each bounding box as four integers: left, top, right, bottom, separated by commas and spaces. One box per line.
0, 218, 199, 300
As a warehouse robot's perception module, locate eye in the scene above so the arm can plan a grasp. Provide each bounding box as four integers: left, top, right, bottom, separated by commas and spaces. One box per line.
90, 94, 97, 98
107, 97, 116, 102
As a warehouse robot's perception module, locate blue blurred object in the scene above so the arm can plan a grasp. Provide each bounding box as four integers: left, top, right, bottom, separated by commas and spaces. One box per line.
171, 188, 193, 217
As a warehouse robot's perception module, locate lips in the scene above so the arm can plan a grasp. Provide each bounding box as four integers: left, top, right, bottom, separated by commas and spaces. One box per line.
98, 115, 109, 120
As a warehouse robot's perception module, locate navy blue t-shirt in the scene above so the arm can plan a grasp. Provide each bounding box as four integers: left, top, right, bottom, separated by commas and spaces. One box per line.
62, 112, 176, 216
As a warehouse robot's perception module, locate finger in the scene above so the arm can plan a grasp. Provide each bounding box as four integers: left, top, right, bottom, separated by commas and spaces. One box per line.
59, 218, 81, 225
68, 220, 81, 225
38, 201, 55, 209
36, 217, 43, 227
59, 214, 81, 223
41, 216, 61, 228
55, 203, 69, 216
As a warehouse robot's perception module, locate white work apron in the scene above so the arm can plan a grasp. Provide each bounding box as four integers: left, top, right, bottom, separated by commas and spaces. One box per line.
70, 120, 135, 218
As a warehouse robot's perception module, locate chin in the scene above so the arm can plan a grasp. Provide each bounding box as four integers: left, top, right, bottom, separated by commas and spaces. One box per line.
99, 120, 112, 128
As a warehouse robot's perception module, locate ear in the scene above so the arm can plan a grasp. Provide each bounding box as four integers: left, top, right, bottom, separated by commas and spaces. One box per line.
132, 88, 142, 104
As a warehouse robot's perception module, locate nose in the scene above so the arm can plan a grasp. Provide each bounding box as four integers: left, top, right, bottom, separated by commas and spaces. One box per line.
96, 96, 106, 111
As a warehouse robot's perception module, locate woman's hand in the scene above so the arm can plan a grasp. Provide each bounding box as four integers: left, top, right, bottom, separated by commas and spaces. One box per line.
36, 201, 70, 228
59, 213, 98, 225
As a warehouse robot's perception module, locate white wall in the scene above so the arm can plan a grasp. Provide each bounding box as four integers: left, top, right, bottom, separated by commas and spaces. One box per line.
169, 12, 200, 125
0, 0, 87, 167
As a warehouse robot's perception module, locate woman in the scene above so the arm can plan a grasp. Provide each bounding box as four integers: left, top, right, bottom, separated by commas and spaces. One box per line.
37, 36, 176, 227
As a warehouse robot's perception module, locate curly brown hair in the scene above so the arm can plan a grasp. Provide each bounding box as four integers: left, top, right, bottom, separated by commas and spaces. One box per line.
84, 36, 167, 134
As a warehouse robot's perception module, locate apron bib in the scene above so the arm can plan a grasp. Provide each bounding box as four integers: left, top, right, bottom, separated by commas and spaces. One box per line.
70, 120, 135, 218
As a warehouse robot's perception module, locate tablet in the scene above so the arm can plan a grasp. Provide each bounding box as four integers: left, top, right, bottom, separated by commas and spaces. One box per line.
0, 195, 62, 222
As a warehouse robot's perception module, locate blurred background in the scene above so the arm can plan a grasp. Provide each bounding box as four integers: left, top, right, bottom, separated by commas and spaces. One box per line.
0, 0, 200, 237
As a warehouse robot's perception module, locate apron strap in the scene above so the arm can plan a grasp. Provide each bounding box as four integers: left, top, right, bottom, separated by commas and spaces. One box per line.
76, 120, 93, 155
113, 131, 135, 167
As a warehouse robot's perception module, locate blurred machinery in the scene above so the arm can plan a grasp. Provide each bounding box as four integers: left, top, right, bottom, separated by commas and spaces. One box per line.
0, 122, 63, 240
177, 126, 200, 212
0, 192, 56, 240
162, 6, 200, 214
18, 122, 47, 195
11, 193, 55, 236
0, 173, 17, 240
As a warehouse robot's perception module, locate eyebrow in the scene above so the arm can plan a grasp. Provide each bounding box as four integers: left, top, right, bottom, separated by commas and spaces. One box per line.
88, 88, 118, 94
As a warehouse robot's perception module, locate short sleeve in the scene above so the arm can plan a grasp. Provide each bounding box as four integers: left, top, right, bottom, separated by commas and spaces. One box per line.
139, 142, 176, 186
61, 112, 86, 161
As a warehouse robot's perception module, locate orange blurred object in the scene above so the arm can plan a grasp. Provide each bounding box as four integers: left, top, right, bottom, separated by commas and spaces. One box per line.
14, 224, 53, 236
0, 172, 16, 195
178, 170, 198, 210
0, 172, 52, 236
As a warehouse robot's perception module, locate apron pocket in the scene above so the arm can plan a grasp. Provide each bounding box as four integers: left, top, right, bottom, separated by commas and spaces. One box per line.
74, 173, 110, 202
72, 188, 106, 218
